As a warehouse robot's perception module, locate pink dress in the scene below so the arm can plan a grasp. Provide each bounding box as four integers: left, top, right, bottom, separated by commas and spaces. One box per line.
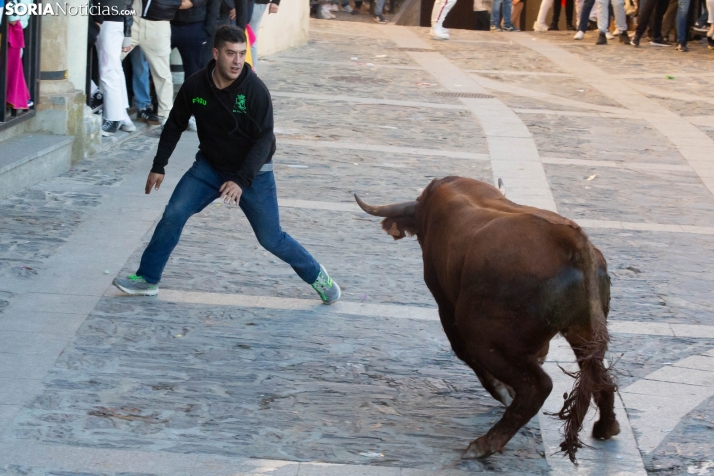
6, 22, 31, 110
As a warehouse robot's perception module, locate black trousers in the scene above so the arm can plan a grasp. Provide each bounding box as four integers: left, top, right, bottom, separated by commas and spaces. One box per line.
636, 0, 669, 38
171, 22, 208, 79
552, 0, 574, 25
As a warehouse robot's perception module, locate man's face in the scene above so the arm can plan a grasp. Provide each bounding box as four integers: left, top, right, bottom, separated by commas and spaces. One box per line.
213, 41, 247, 81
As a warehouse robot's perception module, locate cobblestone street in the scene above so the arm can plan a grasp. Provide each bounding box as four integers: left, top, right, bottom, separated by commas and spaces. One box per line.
2, 20, 714, 476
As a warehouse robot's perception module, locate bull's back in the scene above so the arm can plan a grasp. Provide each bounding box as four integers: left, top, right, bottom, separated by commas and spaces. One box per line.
422, 197, 603, 330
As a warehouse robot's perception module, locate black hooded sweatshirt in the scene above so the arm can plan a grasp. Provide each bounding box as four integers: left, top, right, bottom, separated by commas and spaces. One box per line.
152, 60, 276, 189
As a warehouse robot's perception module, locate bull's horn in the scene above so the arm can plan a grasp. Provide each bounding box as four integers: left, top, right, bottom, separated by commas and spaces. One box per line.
354, 194, 418, 217
498, 178, 506, 196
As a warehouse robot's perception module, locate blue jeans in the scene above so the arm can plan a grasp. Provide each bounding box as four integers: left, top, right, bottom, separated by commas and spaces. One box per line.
248, 3, 268, 71
129, 47, 151, 110
491, 0, 513, 28
675, 0, 691, 43
137, 154, 321, 285
375, 0, 387, 15
577, 0, 596, 31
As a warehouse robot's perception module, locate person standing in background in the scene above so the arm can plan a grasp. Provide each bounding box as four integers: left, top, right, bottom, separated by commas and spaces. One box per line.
550, 0, 575, 29
130, 0, 182, 124
94, 0, 137, 135
204, 0, 247, 65
129, 47, 163, 125
172, 0, 220, 129
5, 0, 33, 112
631, 0, 671, 46
248, 0, 279, 71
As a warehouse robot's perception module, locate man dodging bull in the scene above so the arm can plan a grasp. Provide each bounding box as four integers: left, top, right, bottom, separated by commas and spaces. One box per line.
355, 176, 620, 462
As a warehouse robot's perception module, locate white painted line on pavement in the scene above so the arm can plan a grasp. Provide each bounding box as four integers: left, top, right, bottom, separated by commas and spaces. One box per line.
273, 197, 714, 236
514, 108, 631, 119
541, 157, 692, 172
276, 137, 694, 172
382, 26, 558, 213
149, 289, 714, 339
272, 91, 468, 111
620, 352, 714, 455
264, 57, 424, 71
278, 139, 490, 160
472, 73, 631, 115
510, 34, 714, 198
0, 439, 476, 476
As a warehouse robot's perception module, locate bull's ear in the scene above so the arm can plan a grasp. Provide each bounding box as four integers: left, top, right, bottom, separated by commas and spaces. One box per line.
381, 217, 418, 240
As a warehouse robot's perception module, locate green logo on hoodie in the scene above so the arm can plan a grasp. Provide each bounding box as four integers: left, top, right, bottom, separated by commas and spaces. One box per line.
233, 94, 247, 114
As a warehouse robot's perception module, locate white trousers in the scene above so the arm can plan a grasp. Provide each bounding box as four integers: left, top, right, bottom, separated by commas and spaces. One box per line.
129, 17, 173, 118
534, 0, 554, 31
96, 21, 132, 123
432, 0, 458, 26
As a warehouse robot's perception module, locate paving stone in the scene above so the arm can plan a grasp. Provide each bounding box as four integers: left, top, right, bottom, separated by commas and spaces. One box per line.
10, 304, 549, 473
272, 96, 488, 154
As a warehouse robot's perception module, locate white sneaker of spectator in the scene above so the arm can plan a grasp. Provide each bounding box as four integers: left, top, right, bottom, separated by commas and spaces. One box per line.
342, 3, 353, 12
430, 25, 449, 40
121, 121, 136, 132
321, 4, 336, 18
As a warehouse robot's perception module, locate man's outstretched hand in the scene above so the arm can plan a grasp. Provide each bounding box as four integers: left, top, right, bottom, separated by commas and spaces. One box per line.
220, 181, 242, 205
145, 172, 165, 194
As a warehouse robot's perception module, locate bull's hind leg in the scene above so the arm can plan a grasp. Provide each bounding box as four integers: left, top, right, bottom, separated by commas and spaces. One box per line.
563, 326, 620, 440
462, 349, 553, 458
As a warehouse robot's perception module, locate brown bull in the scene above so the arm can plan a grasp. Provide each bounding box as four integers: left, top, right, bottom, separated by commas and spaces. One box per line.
355, 176, 620, 463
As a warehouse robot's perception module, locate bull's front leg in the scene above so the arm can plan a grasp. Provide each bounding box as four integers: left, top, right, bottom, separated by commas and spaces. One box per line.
475, 370, 515, 407
462, 354, 553, 459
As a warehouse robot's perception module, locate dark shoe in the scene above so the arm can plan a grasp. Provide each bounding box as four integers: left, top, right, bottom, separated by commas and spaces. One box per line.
351, 7, 359, 14
676, 42, 689, 51
548, 23, 559, 31
373, 13, 387, 23
136, 108, 161, 125
596, 31, 607, 45
631, 34, 641, 47
101, 120, 119, 137
502, 25, 520, 31
708, 36, 714, 49
89, 90, 103, 110
567, 23, 577, 31
619, 31, 630, 43
650, 37, 672, 46
691, 22, 709, 32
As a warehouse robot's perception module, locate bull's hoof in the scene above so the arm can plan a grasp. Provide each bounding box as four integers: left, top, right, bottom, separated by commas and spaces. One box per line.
462, 437, 497, 459
592, 418, 620, 440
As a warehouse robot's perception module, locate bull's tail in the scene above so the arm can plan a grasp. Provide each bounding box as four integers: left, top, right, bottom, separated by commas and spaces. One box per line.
556, 236, 612, 463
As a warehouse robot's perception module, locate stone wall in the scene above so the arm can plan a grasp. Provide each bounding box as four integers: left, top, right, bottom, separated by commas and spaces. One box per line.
255, 0, 310, 58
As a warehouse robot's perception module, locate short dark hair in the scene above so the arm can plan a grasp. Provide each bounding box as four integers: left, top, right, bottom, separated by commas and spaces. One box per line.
214, 25, 247, 50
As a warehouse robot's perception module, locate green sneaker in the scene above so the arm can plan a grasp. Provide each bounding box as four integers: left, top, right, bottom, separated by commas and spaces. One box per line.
311, 265, 341, 305
112, 274, 159, 296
